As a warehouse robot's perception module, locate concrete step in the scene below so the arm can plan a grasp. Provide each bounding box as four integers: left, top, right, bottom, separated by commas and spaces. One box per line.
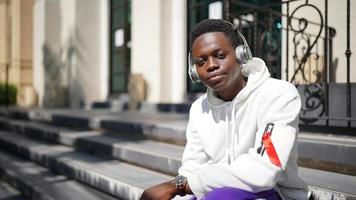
139, 102, 191, 114
0, 149, 119, 200
298, 133, 356, 175
0, 178, 26, 200
0, 130, 173, 200
0, 116, 102, 147
0, 116, 184, 175
2, 107, 189, 144
299, 167, 356, 198
86, 100, 192, 114
76, 135, 183, 175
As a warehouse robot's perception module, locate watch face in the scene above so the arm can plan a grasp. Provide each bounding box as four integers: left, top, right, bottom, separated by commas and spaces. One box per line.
173, 175, 187, 196
174, 175, 187, 186
176, 176, 185, 184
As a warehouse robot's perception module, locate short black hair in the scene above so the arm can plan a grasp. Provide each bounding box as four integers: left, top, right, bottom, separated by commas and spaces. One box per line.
190, 19, 240, 50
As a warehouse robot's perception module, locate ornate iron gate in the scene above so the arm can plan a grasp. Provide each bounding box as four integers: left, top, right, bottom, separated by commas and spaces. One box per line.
226, 0, 354, 132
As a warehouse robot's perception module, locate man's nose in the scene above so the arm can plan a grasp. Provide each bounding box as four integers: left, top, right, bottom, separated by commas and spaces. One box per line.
206, 57, 219, 72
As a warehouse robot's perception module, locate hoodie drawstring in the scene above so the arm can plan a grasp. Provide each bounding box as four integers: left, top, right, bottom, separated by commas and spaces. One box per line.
230, 101, 238, 161
225, 105, 231, 164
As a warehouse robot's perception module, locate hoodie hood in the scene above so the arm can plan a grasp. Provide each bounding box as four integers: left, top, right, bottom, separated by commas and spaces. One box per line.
207, 57, 270, 107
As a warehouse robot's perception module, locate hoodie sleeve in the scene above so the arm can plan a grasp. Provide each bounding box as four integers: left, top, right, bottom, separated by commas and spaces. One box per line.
182, 83, 301, 199
178, 103, 211, 183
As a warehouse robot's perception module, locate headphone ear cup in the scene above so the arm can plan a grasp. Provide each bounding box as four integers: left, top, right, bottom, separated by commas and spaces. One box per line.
188, 53, 201, 83
235, 45, 252, 65
189, 64, 200, 83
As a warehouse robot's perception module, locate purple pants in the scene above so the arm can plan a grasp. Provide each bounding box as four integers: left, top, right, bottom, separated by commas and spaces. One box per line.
190, 187, 280, 200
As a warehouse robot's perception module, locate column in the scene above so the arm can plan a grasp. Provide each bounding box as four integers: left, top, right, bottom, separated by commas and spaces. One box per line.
131, 0, 162, 103
33, 0, 61, 106
170, 0, 187, 102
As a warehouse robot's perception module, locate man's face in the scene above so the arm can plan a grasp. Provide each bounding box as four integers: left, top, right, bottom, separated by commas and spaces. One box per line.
192, 32, 241, 93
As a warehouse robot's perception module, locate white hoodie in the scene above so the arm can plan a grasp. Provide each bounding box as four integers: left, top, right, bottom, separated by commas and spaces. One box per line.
178, 58, 308, 200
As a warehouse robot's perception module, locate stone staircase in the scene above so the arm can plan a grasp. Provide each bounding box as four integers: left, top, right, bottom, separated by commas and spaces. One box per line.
0, 106, 355, 200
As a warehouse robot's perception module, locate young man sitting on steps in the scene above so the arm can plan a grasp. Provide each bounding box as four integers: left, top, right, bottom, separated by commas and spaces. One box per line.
140, 19, 309, 200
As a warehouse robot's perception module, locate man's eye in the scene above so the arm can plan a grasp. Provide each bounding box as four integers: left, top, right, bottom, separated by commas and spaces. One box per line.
195, 58, 205, 66
216, 53, 225, 59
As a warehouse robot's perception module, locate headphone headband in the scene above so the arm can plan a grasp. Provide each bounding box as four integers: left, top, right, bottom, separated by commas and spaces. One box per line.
223, 20, 250, 49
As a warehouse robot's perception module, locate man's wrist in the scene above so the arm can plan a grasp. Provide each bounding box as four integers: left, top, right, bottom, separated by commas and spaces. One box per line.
172, 175, 187, 196
184, 181, 192, 194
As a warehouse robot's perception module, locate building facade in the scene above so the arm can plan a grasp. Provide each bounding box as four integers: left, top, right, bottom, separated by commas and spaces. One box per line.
0, 0, 355, 110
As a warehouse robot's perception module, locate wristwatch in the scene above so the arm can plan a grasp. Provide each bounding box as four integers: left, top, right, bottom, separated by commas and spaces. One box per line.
172, 175, 187, 196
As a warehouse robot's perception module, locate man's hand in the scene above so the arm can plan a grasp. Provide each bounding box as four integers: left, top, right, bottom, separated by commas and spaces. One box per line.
140, 181, 178, 200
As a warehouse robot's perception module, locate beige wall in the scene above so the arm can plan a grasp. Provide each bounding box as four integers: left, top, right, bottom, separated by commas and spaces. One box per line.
19, 0, 34, 106
0, 0, 35, 107
0, 0, 9, 81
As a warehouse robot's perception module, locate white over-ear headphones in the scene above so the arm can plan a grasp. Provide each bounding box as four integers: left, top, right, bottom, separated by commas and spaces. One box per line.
188, 20, 253, 83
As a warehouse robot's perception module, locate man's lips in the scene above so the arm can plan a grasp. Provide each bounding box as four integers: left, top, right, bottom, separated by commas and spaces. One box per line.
207, 72, 225, 81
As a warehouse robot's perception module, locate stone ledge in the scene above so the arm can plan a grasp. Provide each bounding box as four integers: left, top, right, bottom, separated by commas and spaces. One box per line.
309, 186, 356, 200
0, 150, 119, 200
0, 178, 24, 200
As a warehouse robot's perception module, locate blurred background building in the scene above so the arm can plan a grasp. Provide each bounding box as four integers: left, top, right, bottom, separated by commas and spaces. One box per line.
0, 0, 355, 126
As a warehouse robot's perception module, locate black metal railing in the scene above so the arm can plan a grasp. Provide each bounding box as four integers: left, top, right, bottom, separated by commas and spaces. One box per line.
225, 0, 354, 131
345, 0, 352, 128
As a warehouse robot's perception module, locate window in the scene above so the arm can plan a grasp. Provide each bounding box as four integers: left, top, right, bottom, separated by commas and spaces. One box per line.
110, 0, 131, 94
